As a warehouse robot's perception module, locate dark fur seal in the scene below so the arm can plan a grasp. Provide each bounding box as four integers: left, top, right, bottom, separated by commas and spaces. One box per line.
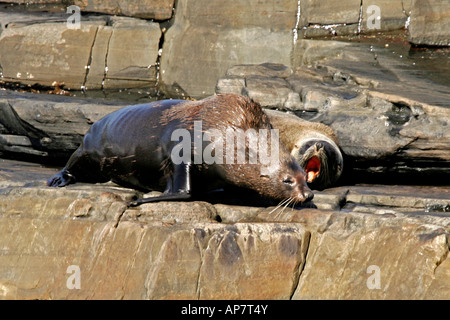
47, 93, 313, 206
265, 109, 343, 190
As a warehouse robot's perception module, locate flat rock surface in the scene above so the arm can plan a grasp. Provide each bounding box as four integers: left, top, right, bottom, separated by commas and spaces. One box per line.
0, 158, 448, 299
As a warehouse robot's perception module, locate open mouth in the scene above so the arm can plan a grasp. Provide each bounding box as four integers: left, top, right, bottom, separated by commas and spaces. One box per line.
305, 156, 320, 183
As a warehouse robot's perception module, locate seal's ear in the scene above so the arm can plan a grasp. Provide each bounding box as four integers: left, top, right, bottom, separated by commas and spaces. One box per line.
127, 162, 192, 207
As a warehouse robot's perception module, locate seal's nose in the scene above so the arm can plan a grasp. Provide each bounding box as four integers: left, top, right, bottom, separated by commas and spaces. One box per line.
298, 185, 314, 202
294, 172, 314, 202
303, 190, 314, 202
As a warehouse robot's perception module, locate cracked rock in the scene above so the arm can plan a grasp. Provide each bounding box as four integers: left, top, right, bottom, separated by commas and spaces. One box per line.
0, 13, 161, 90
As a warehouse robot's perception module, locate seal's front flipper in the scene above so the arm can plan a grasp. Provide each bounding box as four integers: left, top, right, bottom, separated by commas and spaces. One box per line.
47, 147, 87, 187
127, 162, 192, 207
47, 168, 75, 187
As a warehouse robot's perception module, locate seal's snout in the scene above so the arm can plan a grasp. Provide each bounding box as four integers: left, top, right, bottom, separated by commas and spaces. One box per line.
302, 189, 314, 202
294, 172, 314, 202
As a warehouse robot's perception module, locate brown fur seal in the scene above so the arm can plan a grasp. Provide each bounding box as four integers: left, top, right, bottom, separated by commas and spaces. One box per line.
47, 93, 313, 207
265, 109, 343, 190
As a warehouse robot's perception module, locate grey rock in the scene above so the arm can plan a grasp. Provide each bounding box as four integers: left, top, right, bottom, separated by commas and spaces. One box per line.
159, 0, 297, 99
0, 90, 126, 156
217, 63, 299, 110
361, 0, 408, 33
0, 20, 103, 90
301, 0, 362, 25
291, 39, 352, 68
226, 63, 293, 79
216, 40, 450, 177
0, 0, 61, 3
215, 78, 245, 96
295, 0, 408, 38
409, 0, 450, 46
0, 8, 68, 31
243, 77, 293, 109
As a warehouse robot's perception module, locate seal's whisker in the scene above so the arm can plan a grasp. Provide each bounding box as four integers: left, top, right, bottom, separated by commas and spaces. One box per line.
291, 200, 296, 211
269, 198, 288, 214
269, 197, 291, 214
280, 197, 294, 215
291, 198, 300, 211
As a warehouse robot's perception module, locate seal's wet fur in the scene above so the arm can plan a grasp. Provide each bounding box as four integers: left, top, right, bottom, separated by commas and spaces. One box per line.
48, 93, 313, 206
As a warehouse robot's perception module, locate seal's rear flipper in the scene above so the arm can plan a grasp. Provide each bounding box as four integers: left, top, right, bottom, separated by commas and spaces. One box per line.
127, 162, 193, 207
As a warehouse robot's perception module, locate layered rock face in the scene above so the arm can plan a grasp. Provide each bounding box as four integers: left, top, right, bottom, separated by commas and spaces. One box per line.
0, 13, 161, 90
159, 0, 449, 98
0, 159, 448, 299
1, 0, 448, 98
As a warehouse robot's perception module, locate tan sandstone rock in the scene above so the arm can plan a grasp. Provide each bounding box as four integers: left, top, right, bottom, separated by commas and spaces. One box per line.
0, 17, 161, 90
0, 159, 448, 299
74, 0, 175, 20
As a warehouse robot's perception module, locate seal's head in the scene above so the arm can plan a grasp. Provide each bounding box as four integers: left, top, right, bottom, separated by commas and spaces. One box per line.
264, 109, 344, 190
263, 155, 314, 205
220, 154, 314, 206
294, 139, 343, 190
194, 93, 313, 205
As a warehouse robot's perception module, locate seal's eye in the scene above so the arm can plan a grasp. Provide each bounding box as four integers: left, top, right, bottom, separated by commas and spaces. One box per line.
283, 177, 295, 186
